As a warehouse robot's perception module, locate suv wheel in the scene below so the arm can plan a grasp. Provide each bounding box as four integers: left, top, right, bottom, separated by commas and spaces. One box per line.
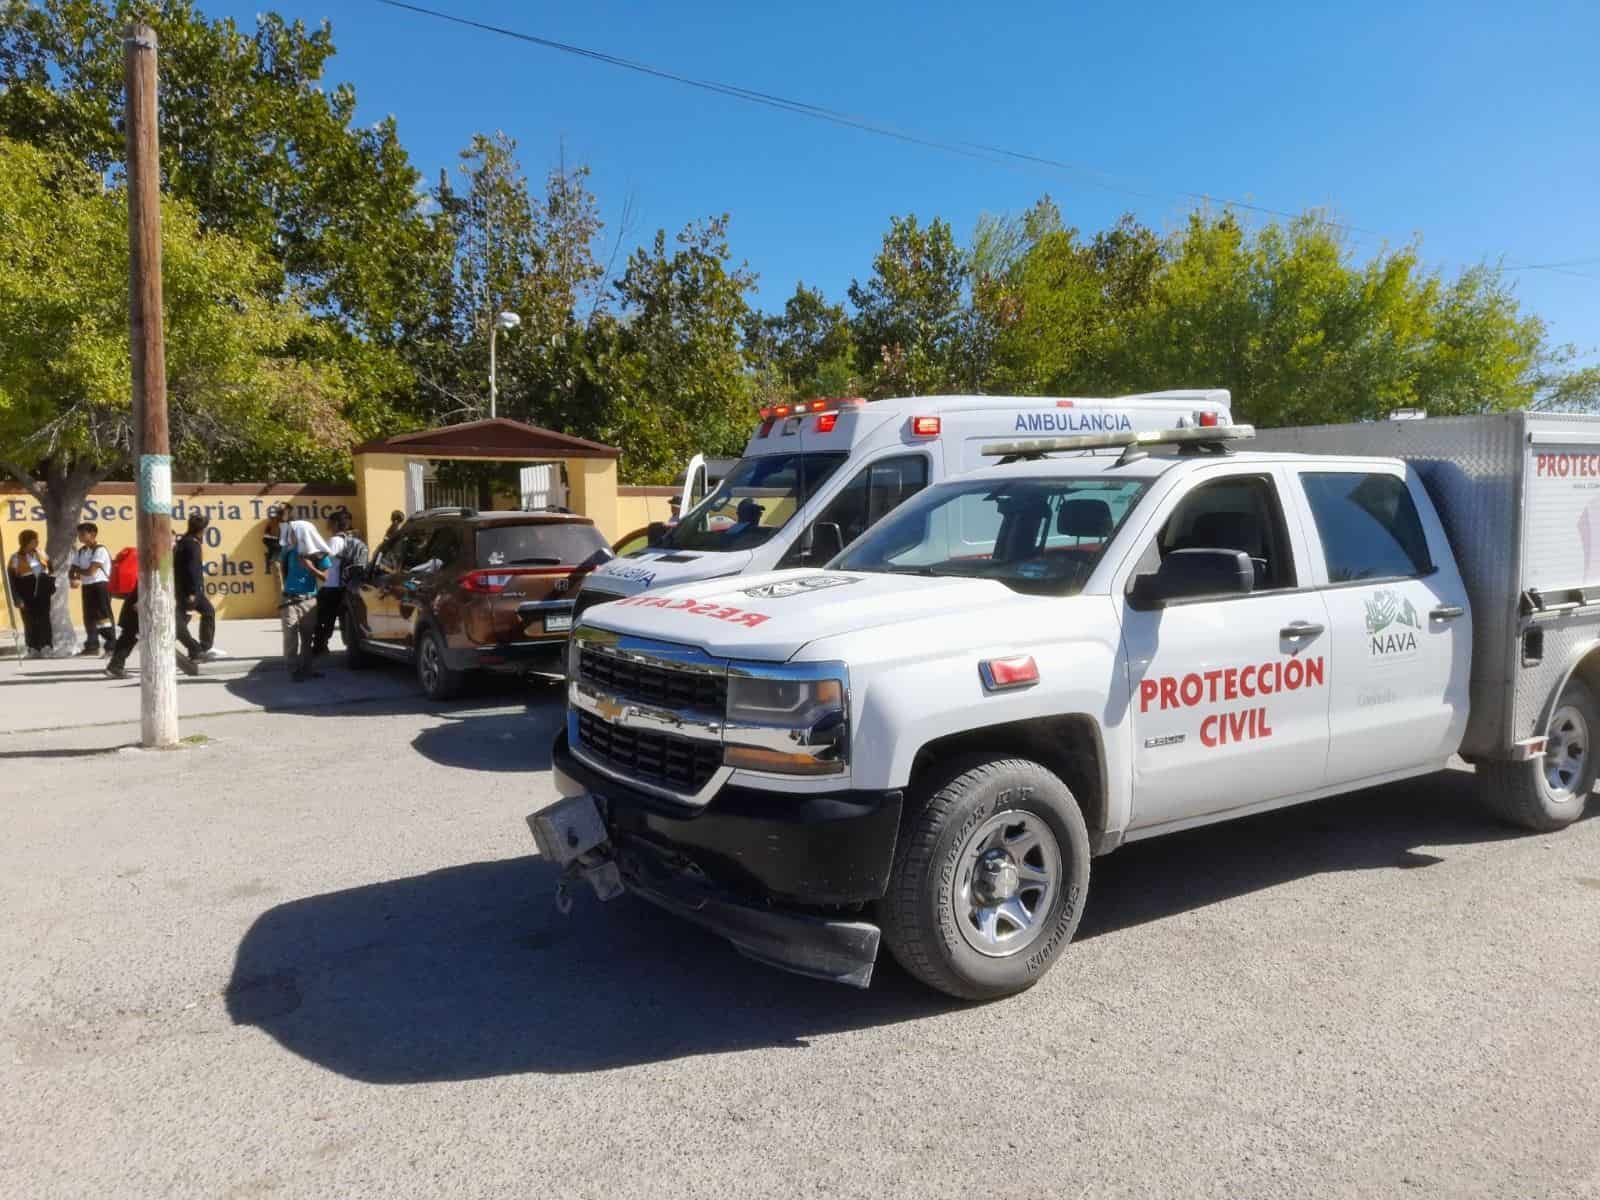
879, 756, 1090, 1001
416, 627, 463, 700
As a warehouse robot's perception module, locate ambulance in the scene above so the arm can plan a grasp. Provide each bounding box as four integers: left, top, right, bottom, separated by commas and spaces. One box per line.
573, 390, 1234, 620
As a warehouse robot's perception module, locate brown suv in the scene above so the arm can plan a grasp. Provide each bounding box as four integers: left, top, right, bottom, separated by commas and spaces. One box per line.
345, 507, 612, 698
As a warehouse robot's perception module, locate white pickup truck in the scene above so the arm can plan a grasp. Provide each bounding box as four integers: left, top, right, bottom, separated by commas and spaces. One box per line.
532, 412, 1599, 1000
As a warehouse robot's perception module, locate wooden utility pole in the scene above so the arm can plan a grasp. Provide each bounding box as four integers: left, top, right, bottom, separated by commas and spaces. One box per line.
124, 22, 178, 748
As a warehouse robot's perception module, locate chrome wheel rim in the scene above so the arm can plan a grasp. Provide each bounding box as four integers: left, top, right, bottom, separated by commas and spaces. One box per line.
1545, 703, 1589, 799
953, 811, 1060, 958
419, 636, 440, 692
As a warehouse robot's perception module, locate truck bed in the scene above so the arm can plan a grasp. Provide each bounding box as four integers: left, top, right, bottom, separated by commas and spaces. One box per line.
1255, 411, 1600, 758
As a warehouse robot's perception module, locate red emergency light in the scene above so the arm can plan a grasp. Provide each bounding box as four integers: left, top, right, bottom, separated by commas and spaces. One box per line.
815, 413, 838, 433
979, 655, 1039, 692
912, 416, 941, 437
1197, 411, 1221, 427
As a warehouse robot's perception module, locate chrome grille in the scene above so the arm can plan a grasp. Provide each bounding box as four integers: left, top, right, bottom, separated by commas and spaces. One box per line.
576, 710, 722, 793
580, 647, 727, 711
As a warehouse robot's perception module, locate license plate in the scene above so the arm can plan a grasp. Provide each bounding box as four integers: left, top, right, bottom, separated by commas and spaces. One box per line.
527, 793, 607, 866
544, 612, 573, 633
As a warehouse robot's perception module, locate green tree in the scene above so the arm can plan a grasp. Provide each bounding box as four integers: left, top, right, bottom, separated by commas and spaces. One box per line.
596, 216, 758, 481
745, 282, 857, 403
413, 133, 609, 427
0, 138, 349, 642
849, 214, 967, 397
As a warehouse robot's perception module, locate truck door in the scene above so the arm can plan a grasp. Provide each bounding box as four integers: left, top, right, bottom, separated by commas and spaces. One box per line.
1119, 467, 1332, 831
1289, 467, 1471, 783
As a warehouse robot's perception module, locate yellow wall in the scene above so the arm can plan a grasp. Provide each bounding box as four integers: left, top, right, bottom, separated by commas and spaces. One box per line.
614, 489, 676, 535
353, 452, 409, 549
567, 458, 621, 542
2, 485, 357, 628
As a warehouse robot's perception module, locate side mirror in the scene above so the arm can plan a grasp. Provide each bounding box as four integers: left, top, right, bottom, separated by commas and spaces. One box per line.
1132, 548, 1254, 608
645, 521, 669, 547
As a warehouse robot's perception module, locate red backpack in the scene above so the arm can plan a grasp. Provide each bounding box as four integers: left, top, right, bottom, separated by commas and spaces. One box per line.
108, 547, 139, 598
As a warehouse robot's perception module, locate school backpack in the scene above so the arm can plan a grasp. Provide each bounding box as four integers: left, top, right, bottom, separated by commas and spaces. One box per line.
339, 532, 370, 574
108, 547, 139, 598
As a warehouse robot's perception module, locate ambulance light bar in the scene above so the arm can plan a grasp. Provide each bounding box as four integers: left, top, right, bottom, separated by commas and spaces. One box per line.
981, 424, 1255, 460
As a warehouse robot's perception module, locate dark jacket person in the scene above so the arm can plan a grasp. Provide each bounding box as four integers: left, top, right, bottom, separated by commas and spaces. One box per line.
174, 513, 225, 661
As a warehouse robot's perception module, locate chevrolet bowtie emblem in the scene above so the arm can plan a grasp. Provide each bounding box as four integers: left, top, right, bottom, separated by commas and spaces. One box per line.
594, 696, 626, 723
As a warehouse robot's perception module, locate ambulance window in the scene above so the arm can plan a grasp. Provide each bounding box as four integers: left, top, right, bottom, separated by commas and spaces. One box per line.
781, 454, 929, 566
1300, 471, 1432, 581
1156, 475, 1296, 591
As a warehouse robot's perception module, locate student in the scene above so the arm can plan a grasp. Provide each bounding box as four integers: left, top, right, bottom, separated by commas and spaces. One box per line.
103, 583, 202, 679
263, 505, 285, 583
68, 522, 115, 656
313, 511, 355, 656
279, 533, 330, 682
7, 529, 54, 658
174, 512, 226, 661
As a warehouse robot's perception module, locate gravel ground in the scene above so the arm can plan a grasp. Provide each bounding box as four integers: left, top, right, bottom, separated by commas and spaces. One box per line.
2, 686, 1597, 1199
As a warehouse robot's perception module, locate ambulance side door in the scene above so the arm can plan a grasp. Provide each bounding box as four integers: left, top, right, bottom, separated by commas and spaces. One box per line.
1117, 465, 1333, 832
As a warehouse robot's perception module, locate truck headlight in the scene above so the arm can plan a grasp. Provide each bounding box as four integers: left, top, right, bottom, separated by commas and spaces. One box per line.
723, 669, 848, 776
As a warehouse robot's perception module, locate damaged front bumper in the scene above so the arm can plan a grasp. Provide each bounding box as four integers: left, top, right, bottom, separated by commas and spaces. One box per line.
532, 730, 902, 988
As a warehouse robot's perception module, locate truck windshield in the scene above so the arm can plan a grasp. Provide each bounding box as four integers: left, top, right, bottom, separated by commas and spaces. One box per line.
834, 475, 1149, 595
661, 451, 849, 552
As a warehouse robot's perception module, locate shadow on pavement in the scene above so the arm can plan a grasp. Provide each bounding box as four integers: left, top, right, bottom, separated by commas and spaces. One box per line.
409, 703, 563, 773
227, 766, 1592, 1083
226, 855, 952, 1082
222, 658, 563, 717
1078, 765, 1592, 939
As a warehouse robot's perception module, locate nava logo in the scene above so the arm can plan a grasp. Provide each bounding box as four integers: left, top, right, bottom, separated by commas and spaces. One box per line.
1365, 588, 1420, 657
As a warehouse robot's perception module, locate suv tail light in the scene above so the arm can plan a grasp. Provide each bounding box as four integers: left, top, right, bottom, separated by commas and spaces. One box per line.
461, 567, 569, 594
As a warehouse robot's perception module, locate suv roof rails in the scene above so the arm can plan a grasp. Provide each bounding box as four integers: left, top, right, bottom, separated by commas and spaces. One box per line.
415, 506, 478, 518
980, 424, 1255, 465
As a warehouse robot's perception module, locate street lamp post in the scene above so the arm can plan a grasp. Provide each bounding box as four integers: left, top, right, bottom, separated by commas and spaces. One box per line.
488, 310, 521, 419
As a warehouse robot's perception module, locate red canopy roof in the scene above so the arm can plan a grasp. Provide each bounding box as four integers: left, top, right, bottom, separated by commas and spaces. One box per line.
353, 418, 618, 460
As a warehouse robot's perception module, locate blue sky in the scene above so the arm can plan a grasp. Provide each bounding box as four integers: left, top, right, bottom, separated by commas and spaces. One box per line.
207, 0, 1599, 355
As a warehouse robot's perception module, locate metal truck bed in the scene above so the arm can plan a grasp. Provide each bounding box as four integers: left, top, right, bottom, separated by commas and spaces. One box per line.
1255, 411, 1600, 758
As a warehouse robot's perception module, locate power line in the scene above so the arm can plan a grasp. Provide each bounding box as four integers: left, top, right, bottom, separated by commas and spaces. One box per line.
372, 0, 1381, 236
374, 0, 1591, 283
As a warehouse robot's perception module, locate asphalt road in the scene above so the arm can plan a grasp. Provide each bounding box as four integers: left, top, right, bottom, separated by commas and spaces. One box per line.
2, 677, 1597, 1199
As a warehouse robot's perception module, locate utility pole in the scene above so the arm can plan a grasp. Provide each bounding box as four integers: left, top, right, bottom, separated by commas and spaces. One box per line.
125, 22, 178, 748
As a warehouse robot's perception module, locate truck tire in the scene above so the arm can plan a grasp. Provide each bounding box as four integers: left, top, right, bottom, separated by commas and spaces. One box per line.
416, 627, 463, 701
1479, 677, 1598, 832
880, 756, 1090, 1001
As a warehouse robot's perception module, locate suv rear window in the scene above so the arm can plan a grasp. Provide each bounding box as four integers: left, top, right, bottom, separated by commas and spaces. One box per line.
475, 522, 609, 568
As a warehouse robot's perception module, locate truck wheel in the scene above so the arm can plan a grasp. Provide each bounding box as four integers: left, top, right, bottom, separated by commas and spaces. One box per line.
1479, 678, 1598, 832
880, 756, 1090, 1001
416, 627, 463, 701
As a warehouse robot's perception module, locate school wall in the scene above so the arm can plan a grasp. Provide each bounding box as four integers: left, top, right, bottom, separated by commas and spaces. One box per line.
614, 486, 677, 536
1, 483, 357, 629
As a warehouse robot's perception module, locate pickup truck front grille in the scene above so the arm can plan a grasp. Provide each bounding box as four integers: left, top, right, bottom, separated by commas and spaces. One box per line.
576, 710, 722, 794
579, 647, 727, 712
